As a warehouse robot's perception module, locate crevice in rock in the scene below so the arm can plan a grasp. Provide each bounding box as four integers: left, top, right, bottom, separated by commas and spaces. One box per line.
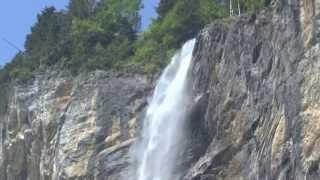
252, 43, 262, 64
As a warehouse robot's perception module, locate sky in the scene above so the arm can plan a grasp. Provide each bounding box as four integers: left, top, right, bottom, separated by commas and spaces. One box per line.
0, 0, 158, 66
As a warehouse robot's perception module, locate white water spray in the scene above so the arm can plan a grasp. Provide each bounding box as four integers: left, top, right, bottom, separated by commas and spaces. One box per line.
135, 39, 196, 180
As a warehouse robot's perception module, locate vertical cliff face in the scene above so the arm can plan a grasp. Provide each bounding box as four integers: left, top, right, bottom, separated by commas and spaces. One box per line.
1, 0, 320, 180
0, 70, 154, 180
184, 0, 320, 179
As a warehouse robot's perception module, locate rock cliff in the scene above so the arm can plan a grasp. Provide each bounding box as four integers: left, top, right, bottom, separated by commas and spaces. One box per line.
184, 0, 320, 179
0, 70, 154, 180
0, 0, 319, 179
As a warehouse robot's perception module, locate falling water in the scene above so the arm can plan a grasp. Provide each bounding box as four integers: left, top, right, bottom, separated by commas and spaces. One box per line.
135, 39, 196, 180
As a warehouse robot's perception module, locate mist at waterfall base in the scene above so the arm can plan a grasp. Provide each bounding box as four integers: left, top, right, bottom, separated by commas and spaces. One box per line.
131, 39, 196, 180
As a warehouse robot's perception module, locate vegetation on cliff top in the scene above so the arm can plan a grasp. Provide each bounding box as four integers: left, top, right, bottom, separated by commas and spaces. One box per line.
0, 0, 268, 83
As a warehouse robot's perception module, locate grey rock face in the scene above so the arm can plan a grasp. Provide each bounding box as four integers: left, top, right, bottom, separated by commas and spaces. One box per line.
0, 70, 153, 180
183, 0, 320, 179
1, 0, 320, 180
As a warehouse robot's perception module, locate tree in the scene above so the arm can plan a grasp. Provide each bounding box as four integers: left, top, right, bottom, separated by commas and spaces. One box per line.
0, 0, 144, 82
68, 0, 96, 19
67, 0, 142, 72
132, 0, 227, 72
25, 7, 68, 68
157, 0, 177, 18
95, 0, 142, 39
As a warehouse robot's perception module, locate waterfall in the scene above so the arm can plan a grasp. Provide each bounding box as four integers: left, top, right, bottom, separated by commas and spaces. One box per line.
135, 39, 196, 180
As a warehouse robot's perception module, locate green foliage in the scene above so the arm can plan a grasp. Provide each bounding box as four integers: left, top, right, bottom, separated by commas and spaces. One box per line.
0, 0, 141, 82
66, 0, 141, 73
0, 68, 10, 83
200, 0, 228, 22
9, 68, 33, 82
157, 0, 176, 18
96, 0, 141, 35
68, 0, 94, 19
130, 0, 269, 73
0, 0, 269, 83
228, 0, 267, 14
0, 53, 34, 83
85, 37, 132, 70
25, 7, 68, 66
0, 82, 10, 114
131, 0, 227, 72
242, 0, 266, 12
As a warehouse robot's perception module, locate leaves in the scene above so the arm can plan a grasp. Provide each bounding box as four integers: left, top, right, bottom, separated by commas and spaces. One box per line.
130, 0, 227, 72
0, 0, 268, 83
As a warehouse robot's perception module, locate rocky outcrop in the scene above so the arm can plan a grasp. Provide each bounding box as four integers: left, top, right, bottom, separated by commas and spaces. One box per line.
1, 0, 320, 180
184, 0, 320, 179
0, 70, 153, 180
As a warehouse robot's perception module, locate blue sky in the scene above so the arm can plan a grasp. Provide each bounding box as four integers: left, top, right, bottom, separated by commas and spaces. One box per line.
0, 0, 158, 66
